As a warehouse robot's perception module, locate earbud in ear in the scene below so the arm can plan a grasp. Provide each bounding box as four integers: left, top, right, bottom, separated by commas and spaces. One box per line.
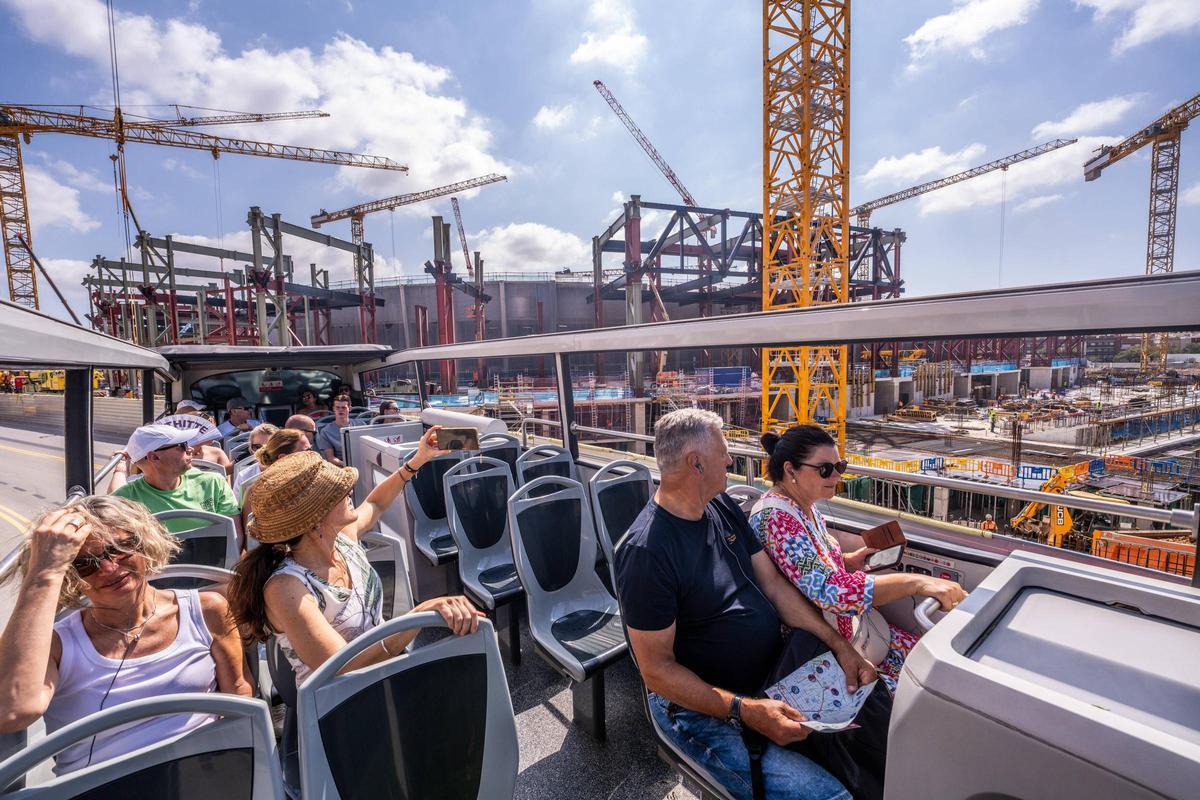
695, 462, 704, 474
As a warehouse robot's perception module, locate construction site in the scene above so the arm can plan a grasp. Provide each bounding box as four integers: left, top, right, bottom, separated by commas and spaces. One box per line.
1, 7, 1198, 576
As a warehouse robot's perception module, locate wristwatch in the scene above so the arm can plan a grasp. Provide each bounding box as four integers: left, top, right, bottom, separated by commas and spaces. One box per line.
727, 694, 745, 732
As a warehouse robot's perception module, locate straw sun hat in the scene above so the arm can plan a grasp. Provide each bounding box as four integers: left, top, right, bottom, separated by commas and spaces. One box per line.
250, 450, 357, 544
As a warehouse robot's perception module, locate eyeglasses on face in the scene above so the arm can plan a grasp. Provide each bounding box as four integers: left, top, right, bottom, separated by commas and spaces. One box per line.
155, 442, 186, 453
798, 460, 849, 479
72, 538, 138, 577
249, 442, 265, 452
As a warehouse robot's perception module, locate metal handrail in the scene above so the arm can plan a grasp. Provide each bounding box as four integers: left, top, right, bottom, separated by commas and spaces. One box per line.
514, 415, 1198, 533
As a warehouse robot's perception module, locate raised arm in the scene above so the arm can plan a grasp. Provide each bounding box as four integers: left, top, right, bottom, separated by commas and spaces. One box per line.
348, 426, 448, 539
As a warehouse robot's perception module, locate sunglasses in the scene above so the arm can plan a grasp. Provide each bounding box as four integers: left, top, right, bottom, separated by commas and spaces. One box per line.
155, 442, 186, 453
72, 539, 138, 578
249, 443, 265, 452
798, 460, 849, 479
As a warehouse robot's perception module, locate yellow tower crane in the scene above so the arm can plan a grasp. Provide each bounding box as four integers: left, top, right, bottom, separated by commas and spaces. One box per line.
0, 104, 406, 310
762, 0, 851, 449
1084, 91, 1200, 373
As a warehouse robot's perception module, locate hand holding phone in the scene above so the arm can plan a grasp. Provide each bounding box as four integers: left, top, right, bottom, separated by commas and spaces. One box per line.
859, 521, 906, 572
435, 426, 481, 451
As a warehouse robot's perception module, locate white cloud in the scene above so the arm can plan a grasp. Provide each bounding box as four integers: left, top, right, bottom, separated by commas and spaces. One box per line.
1075, 0, 1200, 53
162, 158, 206, 180
905, 0, 1039, 68
1014, 193, 1064, 213
532, 104, 576, 131
1031, 94, 1141, 139
2, 0, 510, 199
860, 143, 987, 189
31, 153, 109, 192
569, 0, 648, 74
24, 166, 102, 234
916, 136, 1118, 214
1182, 182, 1200, 206
471, 222, 589, 271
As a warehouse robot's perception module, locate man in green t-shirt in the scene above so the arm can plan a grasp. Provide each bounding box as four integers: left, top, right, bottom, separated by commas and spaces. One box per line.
111, 423, 242, 542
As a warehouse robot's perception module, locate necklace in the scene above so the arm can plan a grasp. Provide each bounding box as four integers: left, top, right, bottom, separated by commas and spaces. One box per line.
87, 589, 161, 645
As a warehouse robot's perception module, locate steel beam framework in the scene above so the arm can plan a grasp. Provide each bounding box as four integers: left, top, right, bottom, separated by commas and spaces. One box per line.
0, 135, 37, 307
762, 0, 851, 448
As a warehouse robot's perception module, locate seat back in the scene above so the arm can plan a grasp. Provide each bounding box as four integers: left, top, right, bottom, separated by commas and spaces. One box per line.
726, 484, 764, 515
348, 406, 370, 415
148, 563, 234, 592
190, 458, 227, 478
508, 477, 616, 637
351, 411, 376, 422
232, 455, 258, 478
588, 460, 655, 565
153, 510, 239, 571
223, 431, 251, 455
402, 450, 463, 529
227, 442, 251, 463
479, 433, 521, 482
515, 445, 576, 498
296, 613, 517, 800
369, 414, 408, 426
0, 694, 283, 800
359, 530, 413, 620
239, 471, 262, 506
444, 458, 517, 600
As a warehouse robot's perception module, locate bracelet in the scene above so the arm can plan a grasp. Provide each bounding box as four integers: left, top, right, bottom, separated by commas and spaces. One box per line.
401, 460, 419, 475
379, 638, 392, 657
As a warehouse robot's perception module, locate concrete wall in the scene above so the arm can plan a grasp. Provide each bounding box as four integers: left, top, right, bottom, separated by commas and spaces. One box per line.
0, 394, 164, 441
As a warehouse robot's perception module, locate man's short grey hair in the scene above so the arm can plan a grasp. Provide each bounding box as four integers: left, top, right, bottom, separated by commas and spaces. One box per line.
654, 408, 724, 471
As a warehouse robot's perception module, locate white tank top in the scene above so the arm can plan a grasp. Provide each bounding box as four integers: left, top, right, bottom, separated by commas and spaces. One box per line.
269, 534, 383, 686
45, 589, 219, 775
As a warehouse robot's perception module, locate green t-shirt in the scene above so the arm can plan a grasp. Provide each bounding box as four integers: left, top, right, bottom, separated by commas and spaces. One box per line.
114, 468, 240, 532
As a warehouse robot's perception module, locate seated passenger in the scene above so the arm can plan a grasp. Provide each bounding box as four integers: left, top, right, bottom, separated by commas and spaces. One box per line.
110, 424, 241, 540
234, 426, 311, 508
0, 497, 252, 775
296, 388, 328, 419
748, 425, 966, 693
230, 424, 278, 498
228, 429, 479, 686
217, 398, 262, 439
282, 413, 318, 447
376, 399, 399, 418
315, 397, 353, 467
616, 409, 884, 800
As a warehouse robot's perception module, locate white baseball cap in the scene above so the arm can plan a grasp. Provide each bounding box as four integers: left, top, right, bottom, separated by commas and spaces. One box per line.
177, 399, 207, 412
125, 424, 200, 464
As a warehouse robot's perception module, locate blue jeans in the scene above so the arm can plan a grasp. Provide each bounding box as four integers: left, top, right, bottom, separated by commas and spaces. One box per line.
649, 693, 850, 800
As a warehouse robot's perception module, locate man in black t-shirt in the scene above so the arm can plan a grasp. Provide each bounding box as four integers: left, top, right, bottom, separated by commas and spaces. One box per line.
616, 409, 875, 800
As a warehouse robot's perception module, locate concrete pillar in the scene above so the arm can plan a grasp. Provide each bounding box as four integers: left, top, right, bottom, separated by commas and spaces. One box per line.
932, 486, 950, 521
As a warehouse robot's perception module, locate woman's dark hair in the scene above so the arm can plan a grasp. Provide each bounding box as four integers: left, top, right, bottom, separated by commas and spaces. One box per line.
228, 535, 304, 643
760, 424, 836, 483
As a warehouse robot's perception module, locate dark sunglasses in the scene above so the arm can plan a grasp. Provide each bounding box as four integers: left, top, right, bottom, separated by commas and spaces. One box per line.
798, 460, 849, 479
155, 442, 186, 453
72, 539, 138, 577
249, 442, 265, 452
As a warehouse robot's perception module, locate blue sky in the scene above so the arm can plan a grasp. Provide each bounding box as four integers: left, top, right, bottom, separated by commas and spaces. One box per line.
2, 0, 1198, 322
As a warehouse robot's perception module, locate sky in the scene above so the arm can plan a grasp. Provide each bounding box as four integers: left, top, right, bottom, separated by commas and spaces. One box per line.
2, 0, 1198, 323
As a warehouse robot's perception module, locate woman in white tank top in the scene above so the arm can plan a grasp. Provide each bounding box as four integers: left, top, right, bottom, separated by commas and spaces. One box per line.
0, 496, 253, 775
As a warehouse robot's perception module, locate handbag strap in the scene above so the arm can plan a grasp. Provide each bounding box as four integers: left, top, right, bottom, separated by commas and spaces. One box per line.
741, 728, 767, 800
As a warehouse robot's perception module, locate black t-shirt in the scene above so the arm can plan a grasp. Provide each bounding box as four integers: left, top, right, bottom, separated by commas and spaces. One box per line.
615, 492, 784, 696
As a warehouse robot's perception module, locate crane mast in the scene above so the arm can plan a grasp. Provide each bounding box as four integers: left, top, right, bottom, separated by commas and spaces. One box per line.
1083, 91, 1199, 372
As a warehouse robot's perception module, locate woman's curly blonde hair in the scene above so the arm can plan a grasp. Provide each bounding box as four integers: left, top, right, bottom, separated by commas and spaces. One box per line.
0, 495, 181, 610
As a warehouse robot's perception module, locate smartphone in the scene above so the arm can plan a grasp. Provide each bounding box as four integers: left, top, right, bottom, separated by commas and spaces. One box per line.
435, 426, 481, 451
863, 543, 905, 572
861, 520, 906, 550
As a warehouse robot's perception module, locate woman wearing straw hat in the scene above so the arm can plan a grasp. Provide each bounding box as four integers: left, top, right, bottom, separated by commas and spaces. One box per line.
228, 429, 481, 685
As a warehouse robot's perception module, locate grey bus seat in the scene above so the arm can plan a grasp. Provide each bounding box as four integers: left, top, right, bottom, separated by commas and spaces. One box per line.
153, 510, 239, 571
588, 460, 655, 566
0, 731, 26, 793
351, 411, 375, 422
402, 448, 463, 566
359, 530, 412, 621
369, 414, 408, 425
444, 456, 523, 665
227, 442, 251, 464
348, 406, 370, 415
295, 612, 517, 800
190, 458, 227, 478
479, 433, 521, 482
239, 471, 262, 506
515, 444, 577, 498
233, 455, 258, 479
0, 694, 284, 800
726, 485, 763, 515
223, 431, 251, 455
149, 563, 234, 592
265, 637, 300, 798
508, 476, 627, 740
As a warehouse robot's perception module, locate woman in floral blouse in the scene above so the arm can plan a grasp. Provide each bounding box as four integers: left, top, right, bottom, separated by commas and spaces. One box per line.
748, 425, 965, 693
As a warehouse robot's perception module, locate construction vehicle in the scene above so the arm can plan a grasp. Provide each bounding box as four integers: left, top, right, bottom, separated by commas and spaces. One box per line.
1010, 467, 1132, 547
25, 370, 105, 393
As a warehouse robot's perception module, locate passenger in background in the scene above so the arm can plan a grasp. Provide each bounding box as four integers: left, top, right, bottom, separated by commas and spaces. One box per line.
109, 424, 241, 540
283, 414, 318, 447
297, 389, 327, 419
217, 398, 262, 438
230, 424, 279, 502
617, 409, 881, 800
749, 425, 966, 694
376, 399, 400, 418
0, 497, 252, 775
315, 396, 353, 467
228, 432, 479, 686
